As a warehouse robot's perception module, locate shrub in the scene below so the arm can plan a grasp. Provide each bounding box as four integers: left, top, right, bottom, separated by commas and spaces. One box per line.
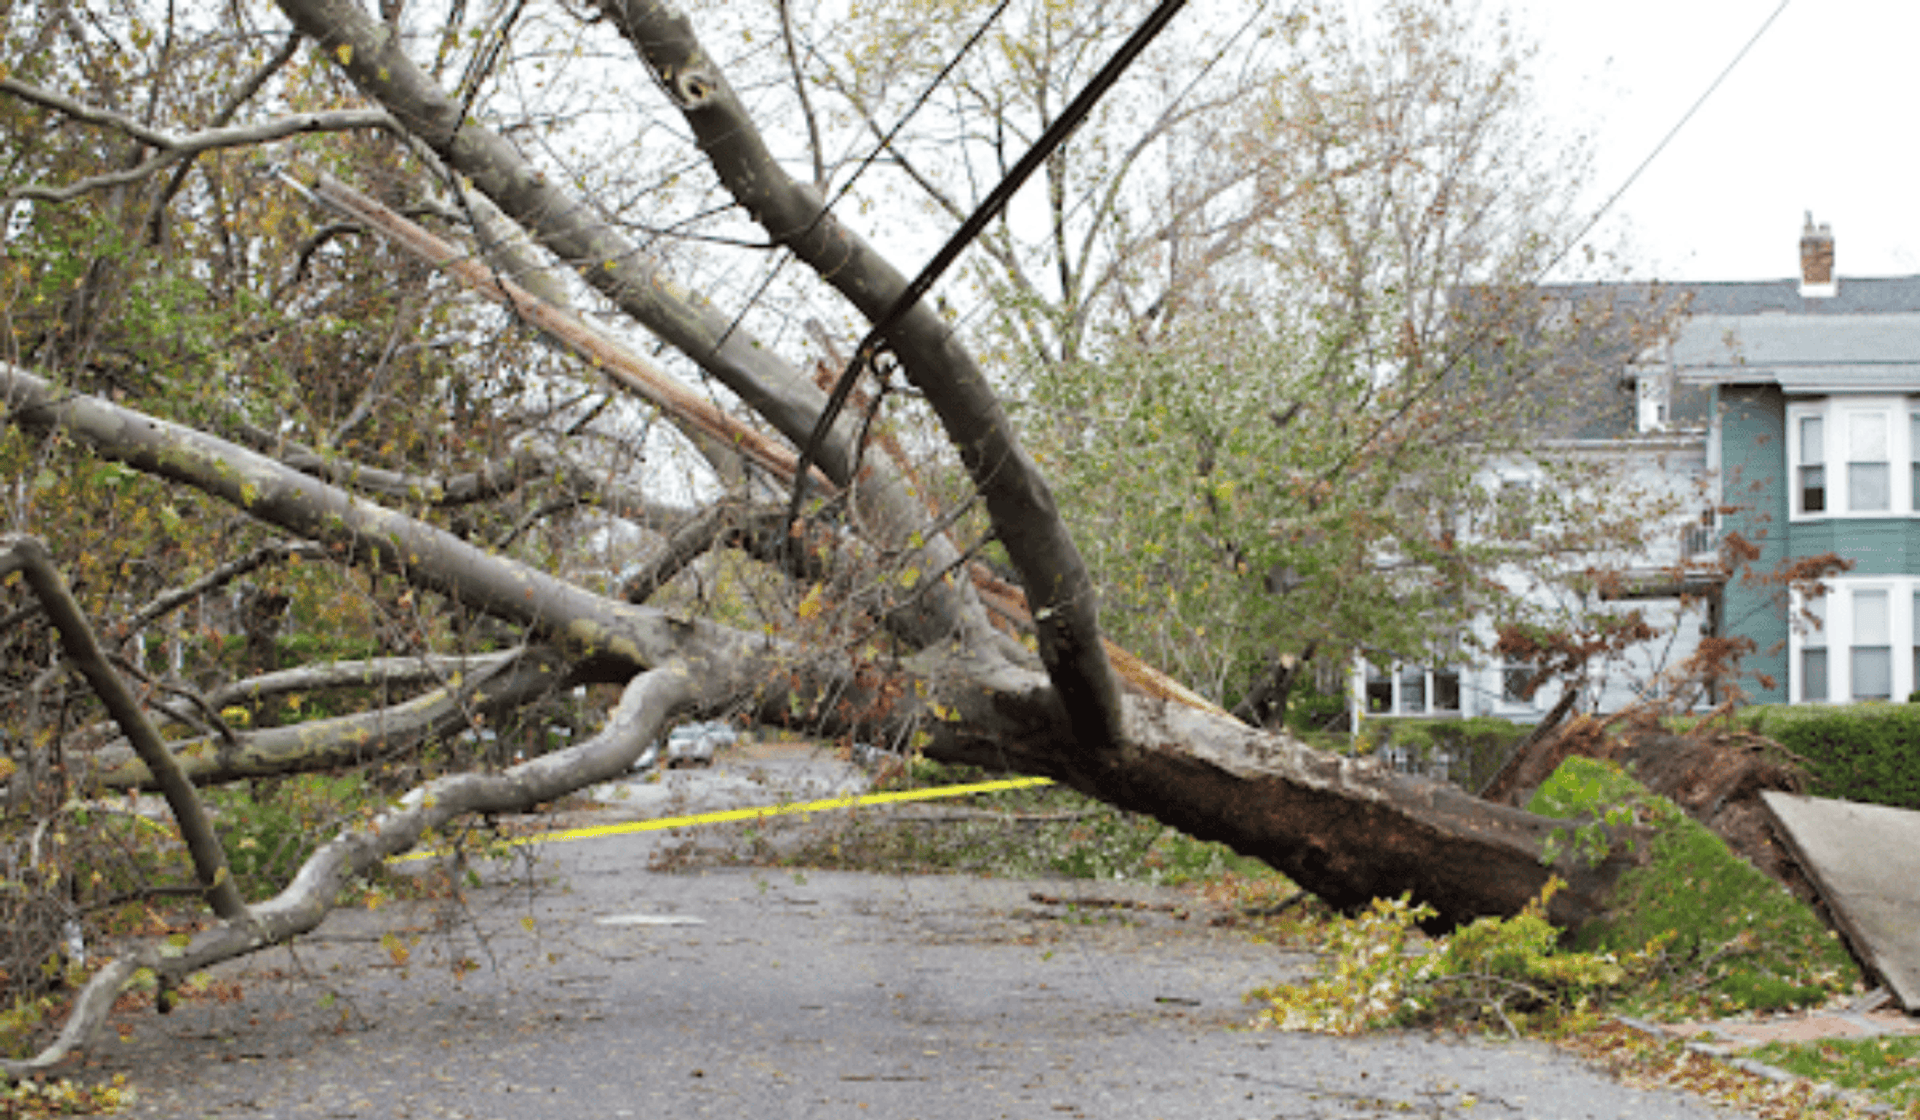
1248, 881, 1663, 1036
1733, 704, 1920, 809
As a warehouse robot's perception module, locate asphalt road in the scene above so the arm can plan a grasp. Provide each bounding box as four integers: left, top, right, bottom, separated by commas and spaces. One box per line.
87, 758, 1749, 1120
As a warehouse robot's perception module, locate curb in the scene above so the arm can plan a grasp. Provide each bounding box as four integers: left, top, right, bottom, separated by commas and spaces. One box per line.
1611, 1014, 1894, 1114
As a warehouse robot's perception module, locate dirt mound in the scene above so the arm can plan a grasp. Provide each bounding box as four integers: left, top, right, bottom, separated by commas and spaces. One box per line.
1483, 718, 1811, 897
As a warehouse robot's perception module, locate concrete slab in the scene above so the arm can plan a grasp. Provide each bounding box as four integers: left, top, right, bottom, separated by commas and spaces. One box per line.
1761, 791, 1920, 1012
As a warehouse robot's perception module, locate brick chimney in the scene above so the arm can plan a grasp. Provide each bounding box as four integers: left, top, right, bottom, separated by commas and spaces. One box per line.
1800, 212, 1836, 297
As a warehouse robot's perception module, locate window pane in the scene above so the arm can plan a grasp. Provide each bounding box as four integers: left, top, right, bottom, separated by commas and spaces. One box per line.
1433, 670, 1461, 712
1851, 462, 1890, 511
1854, 647, 1891, 700
1855, 589, 1890, 645
1365, 662, 1391, 713
1805, 592, 1828, 643
1398, 666, 1426, 714
1802, 648, 1828, 701
1912, 414, 1920, 511
1802, 465, 1825, 513
1852, 412, 1888, 459
1502, 664, 1531, 704
1800, 415, 1824, 462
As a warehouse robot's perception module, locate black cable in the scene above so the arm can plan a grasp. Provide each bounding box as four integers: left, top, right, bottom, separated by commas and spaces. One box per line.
820, 0, 1015, 215
784, 0, 1191, 534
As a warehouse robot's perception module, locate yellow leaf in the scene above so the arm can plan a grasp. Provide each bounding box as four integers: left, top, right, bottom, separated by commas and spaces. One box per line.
335, 43, 352, 65
796, 583, 825, 620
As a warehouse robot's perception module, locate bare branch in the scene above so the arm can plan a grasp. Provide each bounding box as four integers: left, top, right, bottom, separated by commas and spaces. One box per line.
0, 536, 247, 920
200, 650, 526, 710
596, 0, 1124, 755
227, 417, 589, 508
1, 663, 697, 1078
83, 649, 567, 789
0, 76, 393, 205
0, 76, 394, 154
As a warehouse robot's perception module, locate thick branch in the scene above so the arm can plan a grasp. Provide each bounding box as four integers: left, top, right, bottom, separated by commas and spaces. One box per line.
597, 0, 1124, 759
2, 664, 697, 1078
0, 536, 247, 920
85, 651, 565, 789
228, 418, 587, 508
201, 650, 524, 710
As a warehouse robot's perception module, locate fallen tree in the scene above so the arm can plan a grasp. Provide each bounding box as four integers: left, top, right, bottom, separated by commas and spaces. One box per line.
0, 0, 1668, 1072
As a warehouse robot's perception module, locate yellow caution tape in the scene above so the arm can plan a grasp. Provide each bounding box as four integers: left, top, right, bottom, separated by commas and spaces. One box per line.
389, 775, 1055, 863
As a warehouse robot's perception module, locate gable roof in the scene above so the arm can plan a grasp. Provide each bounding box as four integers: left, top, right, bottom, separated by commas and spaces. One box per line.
1674, 274, 1920, 317
1666, 311, 1920, 391
1573, 273, 1920, 394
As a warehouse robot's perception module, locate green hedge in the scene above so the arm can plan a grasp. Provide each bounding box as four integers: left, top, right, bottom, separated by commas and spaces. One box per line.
1733, 704, 1920, 810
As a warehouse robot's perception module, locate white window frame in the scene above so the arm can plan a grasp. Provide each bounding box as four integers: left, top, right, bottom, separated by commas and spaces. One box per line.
1355, 661, 1464, 717
1789, 578, 1920, 703
1788, 396, 1920, 520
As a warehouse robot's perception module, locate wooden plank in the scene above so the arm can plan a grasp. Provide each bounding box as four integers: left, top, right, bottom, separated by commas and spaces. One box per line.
1762, 792, 1920, 1012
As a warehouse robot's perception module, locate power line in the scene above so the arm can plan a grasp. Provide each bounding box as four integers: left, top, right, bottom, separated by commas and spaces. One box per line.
785, 0, 1194, 533
1544, 0, 1792, 281
1329, 0, 1793, 483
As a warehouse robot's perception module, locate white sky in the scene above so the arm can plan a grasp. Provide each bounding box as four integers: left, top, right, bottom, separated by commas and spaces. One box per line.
1523, 0, 1920, 282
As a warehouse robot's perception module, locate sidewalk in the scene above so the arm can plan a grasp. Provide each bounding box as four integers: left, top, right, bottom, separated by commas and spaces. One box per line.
1651, 995, 1920, 1051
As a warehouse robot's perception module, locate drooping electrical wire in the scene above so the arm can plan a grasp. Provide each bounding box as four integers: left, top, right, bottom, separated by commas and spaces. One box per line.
785, 0, 1193, 534
1325, 0, 1793, 484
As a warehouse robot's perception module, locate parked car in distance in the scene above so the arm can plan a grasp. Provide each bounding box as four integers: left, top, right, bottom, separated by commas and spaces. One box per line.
631, 720, 738, 771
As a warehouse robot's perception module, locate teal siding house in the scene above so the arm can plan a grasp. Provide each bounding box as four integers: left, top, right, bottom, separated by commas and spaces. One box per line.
1355, 220, 1920, 733
1654, 221, 1920, 704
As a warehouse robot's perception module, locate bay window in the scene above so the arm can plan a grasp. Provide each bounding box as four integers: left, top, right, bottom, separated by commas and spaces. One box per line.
1789, 398, 1920, 517
1792, 580, 1920, 703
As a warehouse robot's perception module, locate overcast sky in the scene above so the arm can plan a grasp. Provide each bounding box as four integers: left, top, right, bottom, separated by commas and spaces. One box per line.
1523, 0, 1920, 282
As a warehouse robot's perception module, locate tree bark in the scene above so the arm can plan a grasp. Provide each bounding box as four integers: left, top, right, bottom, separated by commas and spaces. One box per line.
595, 0, 1124, 759
3, 363, 1630, 931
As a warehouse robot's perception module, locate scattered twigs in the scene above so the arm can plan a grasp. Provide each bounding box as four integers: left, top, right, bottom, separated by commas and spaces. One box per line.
0, 663, 694, 1077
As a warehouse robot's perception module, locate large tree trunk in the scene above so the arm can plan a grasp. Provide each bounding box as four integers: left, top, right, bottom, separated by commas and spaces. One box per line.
0, 361, 1629, 932
0, 0, 1646, 1074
